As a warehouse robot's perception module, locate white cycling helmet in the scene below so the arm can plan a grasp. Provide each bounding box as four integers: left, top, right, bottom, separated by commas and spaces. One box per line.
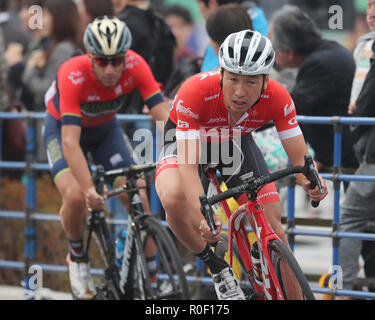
219, 30, 275, 75
84, 16, 132, 57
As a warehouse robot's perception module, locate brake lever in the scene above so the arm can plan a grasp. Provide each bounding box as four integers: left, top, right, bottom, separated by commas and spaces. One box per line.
94, 165, 105, 196
303, 155, 324, 208
199, 194, 219, 248
199, 194, 217, 235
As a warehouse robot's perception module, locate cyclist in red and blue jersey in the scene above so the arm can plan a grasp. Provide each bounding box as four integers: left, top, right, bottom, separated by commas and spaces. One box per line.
43, 16, 169, 299
156, 30, 328, 300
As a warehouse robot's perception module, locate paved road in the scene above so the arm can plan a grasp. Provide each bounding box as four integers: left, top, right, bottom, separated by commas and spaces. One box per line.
0, 285, 72, 300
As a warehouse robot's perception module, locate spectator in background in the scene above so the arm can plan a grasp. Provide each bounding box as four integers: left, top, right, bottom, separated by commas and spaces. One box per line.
76, 0, 114, 27
270, 5, 359, 176
337, 0, 375, 299
21, 0, 81, 110
116, 0, 176, 88
21, 0, 81, 163
205, 3, 252, 57
114, 0, 175, 147
163, 5, 197, 68
338, 51, 375, 299
348, 0, 375, 116
5, 0, 48, 110
196, 0, 268, 72
0, 30, 8, 110
0, 0, 30, 50
239, 0, 268, 36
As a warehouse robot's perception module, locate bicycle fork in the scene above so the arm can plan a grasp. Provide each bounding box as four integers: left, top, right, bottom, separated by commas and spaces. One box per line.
86, 210, 123, 299
227, 200, 285, 300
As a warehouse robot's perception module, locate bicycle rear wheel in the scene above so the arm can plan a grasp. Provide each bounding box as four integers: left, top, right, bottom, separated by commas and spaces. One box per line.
268, 240, 315, 300
141, 216, 190, 299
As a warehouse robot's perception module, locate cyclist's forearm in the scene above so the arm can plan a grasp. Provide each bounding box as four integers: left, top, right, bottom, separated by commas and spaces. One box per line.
281, 133, 309, 184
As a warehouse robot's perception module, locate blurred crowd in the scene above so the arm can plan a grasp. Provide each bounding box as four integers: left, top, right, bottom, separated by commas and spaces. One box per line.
0, 0, 374, 298
0, 0, 369, 114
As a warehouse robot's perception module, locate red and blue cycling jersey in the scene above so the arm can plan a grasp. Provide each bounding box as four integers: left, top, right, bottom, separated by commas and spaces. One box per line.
169, 71, 302, 142
45, 50, 163, 128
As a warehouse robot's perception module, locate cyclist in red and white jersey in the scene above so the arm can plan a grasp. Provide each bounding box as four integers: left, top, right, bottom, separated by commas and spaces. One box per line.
43, 16, 169, 299
156, 30, 328, 300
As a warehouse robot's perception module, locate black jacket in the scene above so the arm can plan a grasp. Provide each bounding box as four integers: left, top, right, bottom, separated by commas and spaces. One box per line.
351, 55, 375, 164
291, 39, 358, 169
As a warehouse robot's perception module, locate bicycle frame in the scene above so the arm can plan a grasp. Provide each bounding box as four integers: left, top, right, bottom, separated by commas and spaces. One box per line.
205, 168, 285, 300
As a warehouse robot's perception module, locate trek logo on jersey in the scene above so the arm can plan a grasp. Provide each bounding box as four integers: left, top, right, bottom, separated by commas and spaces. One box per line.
207, 117, 226, 124
177, 120, 189, 128
68, 71, 87, 85
204, 93, 220, 102
284, 101, 295, 117
176, 99, 199, 119
288, 116, 298, 126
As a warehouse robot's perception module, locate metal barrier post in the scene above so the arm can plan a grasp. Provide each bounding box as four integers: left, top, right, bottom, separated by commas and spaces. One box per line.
331, 117, 342, 269
23, 114, 37, 299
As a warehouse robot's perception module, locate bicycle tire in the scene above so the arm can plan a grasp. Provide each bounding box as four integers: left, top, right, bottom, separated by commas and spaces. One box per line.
141, 216, 190, 300
268, 239, 315, 300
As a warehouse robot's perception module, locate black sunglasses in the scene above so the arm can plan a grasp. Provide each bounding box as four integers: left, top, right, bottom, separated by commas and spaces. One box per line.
93, 55, 125, 67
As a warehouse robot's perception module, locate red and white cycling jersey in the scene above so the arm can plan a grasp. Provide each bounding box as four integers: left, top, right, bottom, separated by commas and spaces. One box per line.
169, 71, 301, 142
45, 50, 163, 128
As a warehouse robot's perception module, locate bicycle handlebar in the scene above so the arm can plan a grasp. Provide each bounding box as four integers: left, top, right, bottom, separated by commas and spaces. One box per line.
92, 163, 156, 199
200, 154, 324, 234
104, 163, 156, 177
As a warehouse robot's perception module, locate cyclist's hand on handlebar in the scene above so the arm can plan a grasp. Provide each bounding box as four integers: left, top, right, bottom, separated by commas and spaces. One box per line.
302, 175, 328, 202
86, 185, 108, 211
199, 216, 222, 243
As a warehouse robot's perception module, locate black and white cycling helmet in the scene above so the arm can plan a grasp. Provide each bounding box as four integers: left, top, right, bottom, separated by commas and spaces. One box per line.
219, 30, 275, 75
84, 16, 132, 57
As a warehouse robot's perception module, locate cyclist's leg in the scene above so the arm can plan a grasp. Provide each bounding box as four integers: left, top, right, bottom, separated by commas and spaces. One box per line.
44, 114, 95, 299
156, 159, 206, 253
44, 114, 87, 245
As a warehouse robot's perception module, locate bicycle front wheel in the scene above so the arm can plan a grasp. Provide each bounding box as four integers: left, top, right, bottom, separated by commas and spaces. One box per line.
268, 240, 315, 300
141, 217, 190, 300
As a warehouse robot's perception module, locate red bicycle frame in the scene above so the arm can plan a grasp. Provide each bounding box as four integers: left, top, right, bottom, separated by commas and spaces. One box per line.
206, 168, 285, 300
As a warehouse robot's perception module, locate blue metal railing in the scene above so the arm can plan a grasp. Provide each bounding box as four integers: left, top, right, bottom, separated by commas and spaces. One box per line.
1, 112, 375, 299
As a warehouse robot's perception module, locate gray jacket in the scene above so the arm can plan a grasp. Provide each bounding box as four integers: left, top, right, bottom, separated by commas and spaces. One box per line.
22, 40, 76, 111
